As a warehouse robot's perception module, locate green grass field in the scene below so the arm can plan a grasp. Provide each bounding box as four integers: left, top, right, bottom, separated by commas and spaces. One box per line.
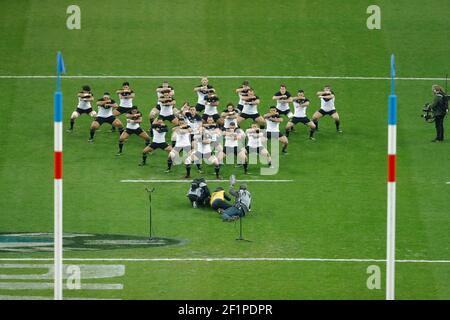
0, 0, 449, 300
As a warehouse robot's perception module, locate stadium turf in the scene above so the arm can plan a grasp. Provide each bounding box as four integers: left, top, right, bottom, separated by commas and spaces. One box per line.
0, 0, 449, 299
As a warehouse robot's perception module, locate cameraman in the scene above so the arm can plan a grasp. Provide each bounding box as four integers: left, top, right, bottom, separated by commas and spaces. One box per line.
430, 85, 448, 142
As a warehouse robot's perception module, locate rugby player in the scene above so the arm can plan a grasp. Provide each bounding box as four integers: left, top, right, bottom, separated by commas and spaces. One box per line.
264, 106, 289, 154
244, 123, 273, 173
157, 92, 179, 126
114, 82, 135, 116
235, 80, 250, 112
203, 91, 222, 125
220, 103, 240, 130
221, 122, 247, 170
193, 77, 215, 112
140, 118, 173, 170
169, 119, 194, 178
117, 106, 150, 155
238, 88, 265, 126
68, 85, 96, 132
285, 90, 317, 140
272, 84, 292, 116
149, 81, 175, 126
188, 126, 221, 179
311, 85, 342, 133
203, 116, 223, 164
88, 92, 124, 142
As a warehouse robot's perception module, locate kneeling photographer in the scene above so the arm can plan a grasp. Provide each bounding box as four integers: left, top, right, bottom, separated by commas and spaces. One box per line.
423, 85, 448, 142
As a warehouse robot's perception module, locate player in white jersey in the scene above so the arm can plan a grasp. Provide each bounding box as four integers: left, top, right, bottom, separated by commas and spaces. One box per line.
68, 85, 97, 132
168, 119, 194, 178
187, 126, 221, 179
272, 84, 293, 116
264, 106, 289, 154
117, 106, 151, 155
235, 80, 250, 112
220, 103, 240, 130
285, 90, 317, 140
203, 91, 222, 125
311, 85, 342, 133
149, 81, 175, 127
193, 77, 215, 112
220, 121, 247, 171
88, 92, 124, 142
238, 88, 265, 126
203, 116, 224, 162
140, 118, 173, 171
244, 123, 273, 173
157, 93, 179, 125
114, 82, 135, 116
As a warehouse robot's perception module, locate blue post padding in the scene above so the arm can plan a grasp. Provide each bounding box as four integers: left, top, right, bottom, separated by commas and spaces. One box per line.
388, 95, 397, 125
54, 91, 63, 122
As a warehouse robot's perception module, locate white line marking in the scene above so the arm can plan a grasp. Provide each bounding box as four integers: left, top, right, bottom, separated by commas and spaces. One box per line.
446, 182, 450, 184
0, 257, 449, 263
0, 75, 446, 81
0, 295, 121, 300
120, 179, 294, 183
0, 282, 123, 290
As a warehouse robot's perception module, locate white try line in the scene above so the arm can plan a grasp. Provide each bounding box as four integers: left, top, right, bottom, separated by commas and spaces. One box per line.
0, 75, 446, 81
0, 257, 449, 263
120, 179, 294, 183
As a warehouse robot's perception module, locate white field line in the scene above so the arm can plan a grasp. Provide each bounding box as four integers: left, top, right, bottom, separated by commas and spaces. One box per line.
0, 257, 449, 263
446, 182, 450, 184
120, 179, 294, 183
0, 75, 446, 81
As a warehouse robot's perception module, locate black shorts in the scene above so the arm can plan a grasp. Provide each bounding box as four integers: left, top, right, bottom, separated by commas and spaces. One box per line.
318, 109, 337, 116
95, 116, 115, 125
194, 151, 212, 160
116, 107, 132, 114
225, 146, 241, 156
246, 146, 264, 155
195, 103, 205, 112
240, 113, 260, 120
126, 127, 144, 135
276, 108, 290, 115
237, 104, 244, 111
202, 113, 220, 122
266, 131, 284, 139
160, 114, 175, 122
76, 108, 93, 115
291, 116, 311, 125
149, 142, 169, 150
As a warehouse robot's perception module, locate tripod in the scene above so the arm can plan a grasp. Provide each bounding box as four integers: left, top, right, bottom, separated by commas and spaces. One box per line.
145, 187, 155, 239
235, 209, 251, 242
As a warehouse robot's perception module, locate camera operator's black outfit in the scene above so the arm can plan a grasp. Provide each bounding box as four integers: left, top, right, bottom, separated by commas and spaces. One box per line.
430, 92, 447, 142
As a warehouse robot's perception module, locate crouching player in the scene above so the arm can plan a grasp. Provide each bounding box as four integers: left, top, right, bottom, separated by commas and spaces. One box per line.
169, 119, 193, 178
89, 92, 124, 142
117, 106, 150, 155
140, 118, 173, 170
311, 85, 342, 133
285, 89, 316, 140
264, 106, 289, 154
221, 122, 247, 171
188, 127, 222, 179
68, 85, 96, 132
245, 123, 273, 173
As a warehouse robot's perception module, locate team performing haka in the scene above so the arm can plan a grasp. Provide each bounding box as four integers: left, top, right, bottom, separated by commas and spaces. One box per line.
67, 78, 342, 176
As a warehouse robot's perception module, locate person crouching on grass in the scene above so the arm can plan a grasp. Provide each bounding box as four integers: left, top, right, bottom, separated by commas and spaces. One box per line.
68, 85, 96, 132
117, 106, 150, 156
210, 187, 233, 213
88, 92, 124, 142
311, 85, 342, 133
